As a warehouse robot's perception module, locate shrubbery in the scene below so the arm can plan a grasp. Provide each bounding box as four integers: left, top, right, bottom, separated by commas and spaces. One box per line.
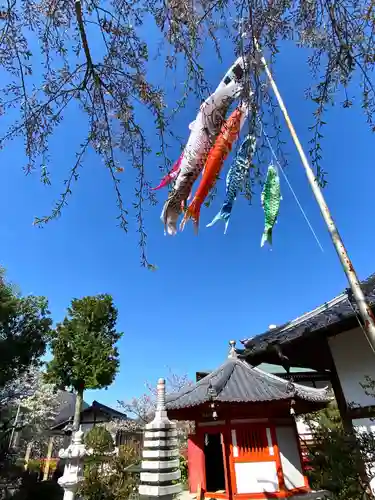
304, 402, 375, 500
180, 454, 188, 486
79, 444, 140, 500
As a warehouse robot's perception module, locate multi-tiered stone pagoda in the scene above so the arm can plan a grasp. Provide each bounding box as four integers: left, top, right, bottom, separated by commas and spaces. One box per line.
139, 378, 181, 499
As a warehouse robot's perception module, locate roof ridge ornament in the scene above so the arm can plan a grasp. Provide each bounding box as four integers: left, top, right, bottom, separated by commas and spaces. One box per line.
228, 340, 238, 358
208, 381, 217, 399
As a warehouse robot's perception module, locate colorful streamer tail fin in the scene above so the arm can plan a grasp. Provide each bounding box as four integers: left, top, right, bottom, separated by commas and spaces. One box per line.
152, 155, 183, 191
206, 203, 232, 234
180, 200, 201, 233
261, 228, 272, 247
151, 176, 172, 191
161, 199, 179, 236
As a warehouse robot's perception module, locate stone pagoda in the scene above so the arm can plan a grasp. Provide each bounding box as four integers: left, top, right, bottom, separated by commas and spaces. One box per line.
139, 378, 181, 499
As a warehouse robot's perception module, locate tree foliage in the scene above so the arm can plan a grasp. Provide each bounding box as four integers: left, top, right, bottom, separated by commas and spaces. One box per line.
1, 366, 62, 448
304, 401, 375, 500
79, 444, 140, 500
0, 365, 63, 492
85, 425, 115, 455
18, 368, 62, 436
45, 294, 122, 428
0, 269, 52, 389
45, 294, 122, 392
1, 0, 375, 265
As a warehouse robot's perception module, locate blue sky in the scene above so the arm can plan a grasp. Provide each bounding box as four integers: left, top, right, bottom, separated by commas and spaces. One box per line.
0, 31, 374, 411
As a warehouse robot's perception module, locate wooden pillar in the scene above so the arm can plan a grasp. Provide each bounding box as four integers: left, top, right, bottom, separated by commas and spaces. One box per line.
188, 433, 205, 494
43, 436, 54, 481
24, 441, 33, 471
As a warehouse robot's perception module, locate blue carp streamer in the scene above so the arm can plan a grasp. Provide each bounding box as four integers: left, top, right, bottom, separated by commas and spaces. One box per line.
207, 134, 256, 234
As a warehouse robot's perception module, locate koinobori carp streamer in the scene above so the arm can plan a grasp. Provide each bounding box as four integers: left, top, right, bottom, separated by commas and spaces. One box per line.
160, 56, 247, 236
261, 163, 281, 246
181, 102, 249, 231
207, 134, 257, 233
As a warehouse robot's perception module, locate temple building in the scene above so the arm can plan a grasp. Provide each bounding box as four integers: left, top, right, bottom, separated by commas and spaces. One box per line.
239, 273, 375, 433
166, 341, 330, 500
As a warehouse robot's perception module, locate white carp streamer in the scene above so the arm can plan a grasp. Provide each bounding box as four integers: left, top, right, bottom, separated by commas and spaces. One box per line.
161, 56, 248, 235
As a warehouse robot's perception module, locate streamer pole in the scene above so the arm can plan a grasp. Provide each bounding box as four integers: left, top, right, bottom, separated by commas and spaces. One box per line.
255, 39, 375, 353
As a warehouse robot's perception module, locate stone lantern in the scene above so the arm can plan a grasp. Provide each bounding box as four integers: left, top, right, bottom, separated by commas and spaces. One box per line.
58, 426, 87, 500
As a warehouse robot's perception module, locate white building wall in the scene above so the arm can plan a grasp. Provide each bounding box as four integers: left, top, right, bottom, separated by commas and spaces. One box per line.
275, 426, 305, 490
235, 462, 279, 493
328, 327, 375, 408
352, 418, 375, 433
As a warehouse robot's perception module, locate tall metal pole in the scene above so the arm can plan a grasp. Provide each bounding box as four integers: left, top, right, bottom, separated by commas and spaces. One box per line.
255, 41, 375, 353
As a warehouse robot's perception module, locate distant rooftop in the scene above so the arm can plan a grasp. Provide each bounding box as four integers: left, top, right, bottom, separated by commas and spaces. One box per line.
236, 272, 375, 370
51, 391, 127, 430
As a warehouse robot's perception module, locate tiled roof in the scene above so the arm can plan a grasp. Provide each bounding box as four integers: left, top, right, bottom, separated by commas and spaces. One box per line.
166, 356, 329, 411
240, 273, 375, 355
51, 391, 90, 428
50, 393, 126, 430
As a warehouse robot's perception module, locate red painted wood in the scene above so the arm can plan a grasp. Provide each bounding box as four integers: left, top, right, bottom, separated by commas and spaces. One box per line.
221, 424, 232, 498
188, 418, 309, 500
188, 434, 206, 493
231, 486, 310, 499
201, 487, 311, 500
228, 423, 279, 495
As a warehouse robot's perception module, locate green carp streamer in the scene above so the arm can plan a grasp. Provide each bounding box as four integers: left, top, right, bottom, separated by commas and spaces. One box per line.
261, 164, 281, 247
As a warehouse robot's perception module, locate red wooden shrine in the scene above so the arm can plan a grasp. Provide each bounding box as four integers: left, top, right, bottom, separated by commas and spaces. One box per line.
166, 342, 329, 500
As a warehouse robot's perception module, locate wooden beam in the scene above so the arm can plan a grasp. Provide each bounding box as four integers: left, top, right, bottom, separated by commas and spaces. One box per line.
347, 405, 375, 420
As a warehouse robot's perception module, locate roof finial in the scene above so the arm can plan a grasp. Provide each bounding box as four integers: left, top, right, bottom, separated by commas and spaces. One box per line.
228, 340, 237, 358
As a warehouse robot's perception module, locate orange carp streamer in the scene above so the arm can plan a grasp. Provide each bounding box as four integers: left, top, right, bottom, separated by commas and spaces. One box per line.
181, 103, 248, 231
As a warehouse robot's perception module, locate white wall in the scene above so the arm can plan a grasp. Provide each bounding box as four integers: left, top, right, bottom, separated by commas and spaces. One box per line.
328, 327, 375, 408
275, 426, 305, 490
352, 418, 375, 433
235, 462, 279, 493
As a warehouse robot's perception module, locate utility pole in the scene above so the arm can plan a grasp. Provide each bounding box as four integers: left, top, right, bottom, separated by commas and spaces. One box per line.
255, 40, 375, 353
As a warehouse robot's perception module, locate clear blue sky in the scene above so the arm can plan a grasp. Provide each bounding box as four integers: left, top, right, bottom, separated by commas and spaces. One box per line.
0, 34, 374, 410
